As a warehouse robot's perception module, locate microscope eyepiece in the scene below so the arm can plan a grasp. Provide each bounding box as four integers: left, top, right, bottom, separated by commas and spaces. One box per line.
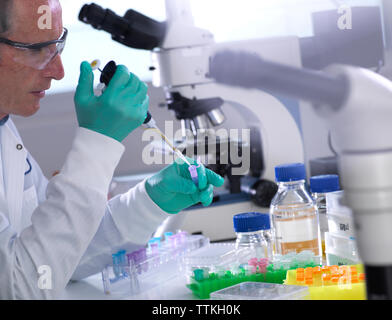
79, 4, 107, 29
78, 3, 167, 50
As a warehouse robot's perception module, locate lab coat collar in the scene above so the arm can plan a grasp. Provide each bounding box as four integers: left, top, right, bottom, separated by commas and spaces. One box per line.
0, 115, 10, 126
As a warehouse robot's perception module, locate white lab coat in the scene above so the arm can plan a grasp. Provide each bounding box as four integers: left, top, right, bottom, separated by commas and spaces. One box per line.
0, 118, 169, 300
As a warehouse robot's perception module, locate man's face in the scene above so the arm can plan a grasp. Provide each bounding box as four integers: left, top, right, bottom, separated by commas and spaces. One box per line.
0, 0, 65, 118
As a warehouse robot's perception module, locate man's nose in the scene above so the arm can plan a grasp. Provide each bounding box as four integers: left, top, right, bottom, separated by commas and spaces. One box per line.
42, 54, 65, 81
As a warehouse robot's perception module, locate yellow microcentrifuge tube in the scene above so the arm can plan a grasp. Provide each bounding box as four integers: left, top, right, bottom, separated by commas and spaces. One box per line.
90, 59, 101, 71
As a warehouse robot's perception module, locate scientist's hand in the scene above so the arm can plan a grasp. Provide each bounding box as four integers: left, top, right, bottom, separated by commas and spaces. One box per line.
74, 61, 149, 142
145, 157, 225, 214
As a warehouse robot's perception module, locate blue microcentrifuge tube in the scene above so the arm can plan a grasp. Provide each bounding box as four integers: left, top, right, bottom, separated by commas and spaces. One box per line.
164, 232, 173, 241
117, 250, 128, 277
112, 252, 121, 278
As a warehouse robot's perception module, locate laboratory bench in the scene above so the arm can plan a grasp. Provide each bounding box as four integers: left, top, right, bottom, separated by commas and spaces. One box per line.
64, 272, 196, 300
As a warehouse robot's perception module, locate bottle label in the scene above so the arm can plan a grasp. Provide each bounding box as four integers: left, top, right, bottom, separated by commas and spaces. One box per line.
274, 214, 318, 242
272, 206, 321, 256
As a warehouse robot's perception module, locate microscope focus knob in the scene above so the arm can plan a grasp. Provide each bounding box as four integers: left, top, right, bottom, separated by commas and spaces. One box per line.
250, 179, 278, 208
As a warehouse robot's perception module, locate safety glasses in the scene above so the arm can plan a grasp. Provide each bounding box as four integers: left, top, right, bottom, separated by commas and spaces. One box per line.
0, 28, 68, 70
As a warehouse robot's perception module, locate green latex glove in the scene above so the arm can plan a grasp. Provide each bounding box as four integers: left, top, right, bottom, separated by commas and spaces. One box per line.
74, 61, 149, 142
145, 157, 225, 214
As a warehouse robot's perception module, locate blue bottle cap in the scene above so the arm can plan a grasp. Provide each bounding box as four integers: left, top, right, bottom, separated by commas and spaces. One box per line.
233, 212, 270, 232
275, 163, 306, 182
310, 174, 340, 193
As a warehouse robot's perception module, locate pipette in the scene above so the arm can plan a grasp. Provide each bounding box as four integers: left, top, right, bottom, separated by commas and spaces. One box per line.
91, 60, 155, 128
90, 59, 200, 186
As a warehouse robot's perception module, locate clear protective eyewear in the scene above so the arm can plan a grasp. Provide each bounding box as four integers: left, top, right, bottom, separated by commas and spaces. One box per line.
0, 28, 68, 70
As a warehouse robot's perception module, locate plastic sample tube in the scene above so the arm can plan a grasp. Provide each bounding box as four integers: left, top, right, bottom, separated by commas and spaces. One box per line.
188, 161, 201, 187
117, 250, 127, 276
112, 252, 121, 278
311, 267, 322, 286
164, 232, 173, 240
194, 269, 205, 281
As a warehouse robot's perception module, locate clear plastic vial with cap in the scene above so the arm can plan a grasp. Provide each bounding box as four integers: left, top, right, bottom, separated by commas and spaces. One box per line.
309, 174, 340, 257
270, 163, 322, 263
233, 212, 273, 266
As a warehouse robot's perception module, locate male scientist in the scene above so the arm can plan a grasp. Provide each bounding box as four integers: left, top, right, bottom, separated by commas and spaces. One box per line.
0, 0, 224, 299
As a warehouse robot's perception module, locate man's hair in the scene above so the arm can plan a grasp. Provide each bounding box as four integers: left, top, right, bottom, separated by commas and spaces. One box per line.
0, 0, 12, 35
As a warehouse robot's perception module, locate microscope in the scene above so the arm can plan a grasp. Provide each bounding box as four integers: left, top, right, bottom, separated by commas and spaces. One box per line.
78, 0, 305, 186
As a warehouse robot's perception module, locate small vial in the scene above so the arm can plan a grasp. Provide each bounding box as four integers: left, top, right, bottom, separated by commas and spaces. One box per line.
270, 163, 322, 264
164, 232, 173, 241
296, 273, 305, 285
117, 250, 128, 276
188, 164, 200, 187
310, 175, 340, 257
233, 212, 272, 267
112, 252, 122, 278
322, 274, 331, 286
313, 267, 322, 286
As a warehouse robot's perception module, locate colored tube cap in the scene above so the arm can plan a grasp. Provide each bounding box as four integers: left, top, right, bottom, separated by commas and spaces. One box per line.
310, 174, 340, 193
194, 269, 204, 281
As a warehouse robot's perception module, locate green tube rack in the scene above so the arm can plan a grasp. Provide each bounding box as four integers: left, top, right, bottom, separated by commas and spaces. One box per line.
187, 261, 320, 299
